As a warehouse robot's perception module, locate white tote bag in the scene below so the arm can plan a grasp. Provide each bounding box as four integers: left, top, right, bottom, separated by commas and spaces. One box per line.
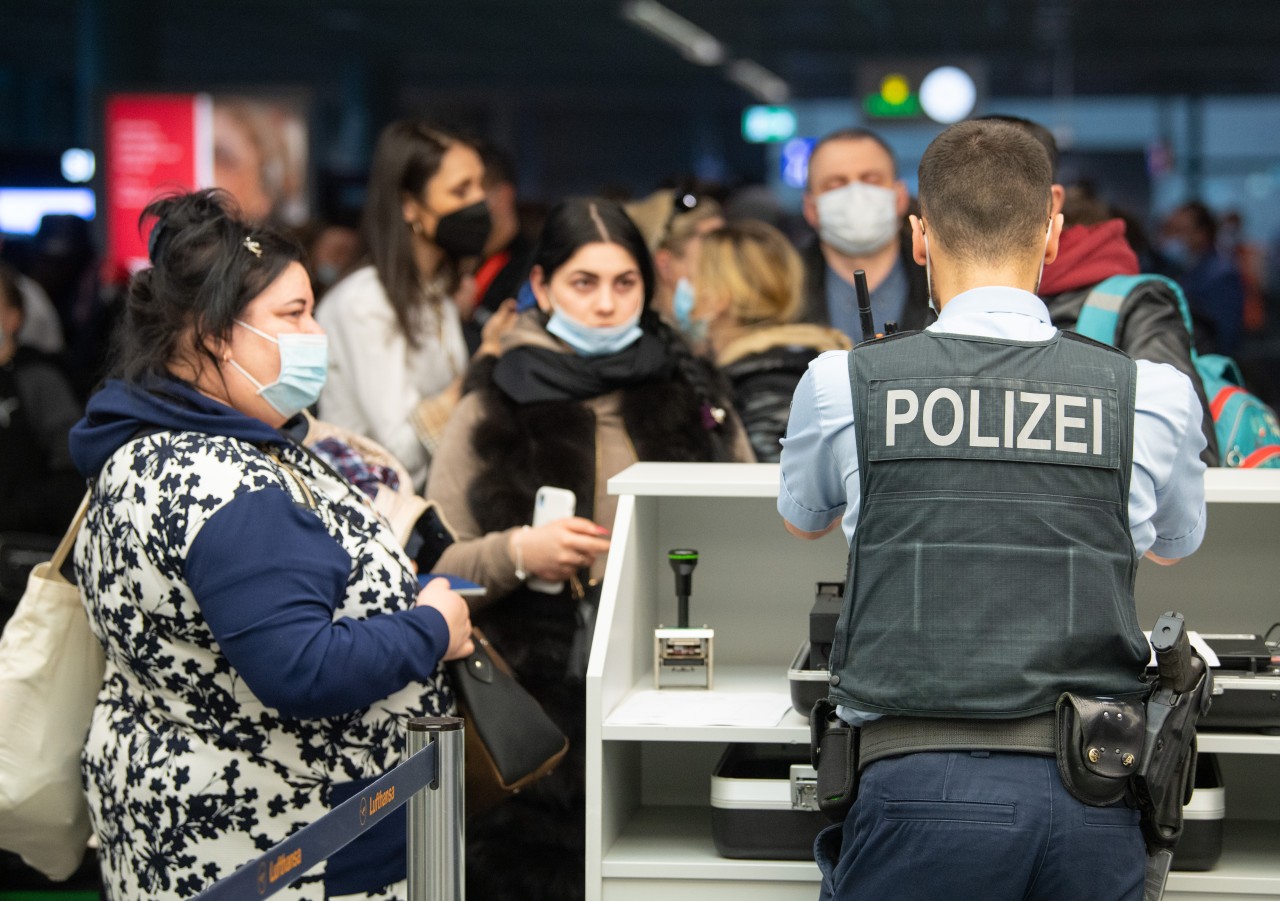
0, 493, 104, 881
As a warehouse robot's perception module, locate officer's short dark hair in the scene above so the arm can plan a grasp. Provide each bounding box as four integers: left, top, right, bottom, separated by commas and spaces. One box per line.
975, 114, 1059, 181
917, 120, 1053, 266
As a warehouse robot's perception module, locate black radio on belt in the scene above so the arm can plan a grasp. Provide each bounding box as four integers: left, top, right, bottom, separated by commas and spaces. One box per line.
809, 582, 844, 670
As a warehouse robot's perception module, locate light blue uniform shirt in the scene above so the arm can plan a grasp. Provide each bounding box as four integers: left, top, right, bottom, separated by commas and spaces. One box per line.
779, 286, 1208, 724
780, 286, 1207, 555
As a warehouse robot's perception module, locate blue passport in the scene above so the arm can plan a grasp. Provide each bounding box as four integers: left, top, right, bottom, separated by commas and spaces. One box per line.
418, 573, 486, 597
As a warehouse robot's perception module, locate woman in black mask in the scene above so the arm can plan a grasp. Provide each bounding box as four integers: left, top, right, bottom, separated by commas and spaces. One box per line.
317, 120, 515, 489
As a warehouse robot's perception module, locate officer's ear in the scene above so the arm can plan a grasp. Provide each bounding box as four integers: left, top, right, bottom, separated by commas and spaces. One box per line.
1043, 213, 1065, 265
909, 215, 928, 266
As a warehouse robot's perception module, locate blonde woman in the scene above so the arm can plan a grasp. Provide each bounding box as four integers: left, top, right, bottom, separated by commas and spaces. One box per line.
624, 186, 724, 324
692, 219, 851, 462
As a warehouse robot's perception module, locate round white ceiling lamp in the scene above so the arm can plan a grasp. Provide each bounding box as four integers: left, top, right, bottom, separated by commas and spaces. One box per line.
919, 66, 977, 124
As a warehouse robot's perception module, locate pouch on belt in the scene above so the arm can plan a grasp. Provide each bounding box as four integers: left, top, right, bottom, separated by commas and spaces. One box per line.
810, 698, 859, 823
1055, 693, 1146, 806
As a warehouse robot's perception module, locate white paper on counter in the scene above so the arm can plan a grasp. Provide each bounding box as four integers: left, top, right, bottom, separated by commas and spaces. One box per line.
608, 689, 792, 728
1144, 630, 1220, 668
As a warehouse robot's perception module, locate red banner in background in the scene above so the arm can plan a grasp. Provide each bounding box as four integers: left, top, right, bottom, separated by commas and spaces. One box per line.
104, 93, 211, 283
103, 92, 309, 284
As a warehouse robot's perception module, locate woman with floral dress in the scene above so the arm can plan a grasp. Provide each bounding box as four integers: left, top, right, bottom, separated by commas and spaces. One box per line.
69, 189, 472, 900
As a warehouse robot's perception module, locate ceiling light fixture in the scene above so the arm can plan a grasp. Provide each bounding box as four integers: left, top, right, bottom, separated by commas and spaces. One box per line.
726, 59, 790, 104
620, 0, 726, 66
919, 66, 978, 124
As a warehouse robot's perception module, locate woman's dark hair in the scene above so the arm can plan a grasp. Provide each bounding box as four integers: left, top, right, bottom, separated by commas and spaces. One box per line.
110, 188, 303, 385
531, 197, 656, 308
534, 197, 732, 448
363, 120, 473, 348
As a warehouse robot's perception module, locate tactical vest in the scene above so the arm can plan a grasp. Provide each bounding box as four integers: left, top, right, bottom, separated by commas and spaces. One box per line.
828, 329, 1149, 719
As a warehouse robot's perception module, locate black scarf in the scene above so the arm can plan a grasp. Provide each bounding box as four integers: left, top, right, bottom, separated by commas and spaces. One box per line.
491, 333, 673, 404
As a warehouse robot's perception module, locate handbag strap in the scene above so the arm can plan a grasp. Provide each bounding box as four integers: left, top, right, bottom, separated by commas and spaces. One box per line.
264, 447, 319, 510
47, 424, 159, 582
47, 490, 93, 583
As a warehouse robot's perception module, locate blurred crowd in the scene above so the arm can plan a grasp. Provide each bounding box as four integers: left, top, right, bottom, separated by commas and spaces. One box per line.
0, 114, 1277, 900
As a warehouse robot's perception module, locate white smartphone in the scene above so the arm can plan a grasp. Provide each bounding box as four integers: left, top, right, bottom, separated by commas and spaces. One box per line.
528, 486, 577, 594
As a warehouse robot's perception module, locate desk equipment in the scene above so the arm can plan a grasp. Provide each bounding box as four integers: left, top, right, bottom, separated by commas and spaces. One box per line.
654, 549, 714, 689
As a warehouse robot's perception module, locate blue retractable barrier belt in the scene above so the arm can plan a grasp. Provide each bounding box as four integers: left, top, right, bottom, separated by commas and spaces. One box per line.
191, 741, 438, 901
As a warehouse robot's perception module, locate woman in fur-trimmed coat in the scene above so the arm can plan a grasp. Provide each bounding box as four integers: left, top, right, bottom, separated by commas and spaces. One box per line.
427, 197, 754, 901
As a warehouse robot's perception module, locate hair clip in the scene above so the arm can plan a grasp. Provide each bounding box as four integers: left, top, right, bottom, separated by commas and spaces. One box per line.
243, 236, 263, 257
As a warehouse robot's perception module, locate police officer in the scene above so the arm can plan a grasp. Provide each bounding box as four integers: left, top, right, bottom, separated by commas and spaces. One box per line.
778, 119, 1207, 900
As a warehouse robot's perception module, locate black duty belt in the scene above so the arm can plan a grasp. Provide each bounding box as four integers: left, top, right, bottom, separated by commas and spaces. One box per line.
859, 712, 1057, 771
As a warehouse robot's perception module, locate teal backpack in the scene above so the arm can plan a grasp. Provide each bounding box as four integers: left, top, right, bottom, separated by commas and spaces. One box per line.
1077, 274, 1280, 468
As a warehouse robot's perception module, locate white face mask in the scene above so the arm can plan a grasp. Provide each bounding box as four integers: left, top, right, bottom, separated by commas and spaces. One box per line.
816, 181, 900, 256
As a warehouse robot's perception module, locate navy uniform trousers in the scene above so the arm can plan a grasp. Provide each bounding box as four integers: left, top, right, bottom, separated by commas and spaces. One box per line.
815, 750, 1145, 901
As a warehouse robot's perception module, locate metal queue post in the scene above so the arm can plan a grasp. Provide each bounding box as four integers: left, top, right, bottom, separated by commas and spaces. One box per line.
408, 717, 465, 901
189, 716, 465, 901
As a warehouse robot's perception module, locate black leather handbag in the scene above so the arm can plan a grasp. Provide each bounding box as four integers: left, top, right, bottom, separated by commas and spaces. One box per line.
447, 628, 569, 815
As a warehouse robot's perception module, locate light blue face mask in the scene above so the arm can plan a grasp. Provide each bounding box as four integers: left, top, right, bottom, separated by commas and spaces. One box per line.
672, 278, 708, 343
229, 320, 329, 418
672, 278, 695, 327
545, 297, 643, 357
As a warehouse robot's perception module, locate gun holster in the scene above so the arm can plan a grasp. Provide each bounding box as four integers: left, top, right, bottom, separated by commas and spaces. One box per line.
810, 698, 859, 823
1132, 657, 1213, 852
1055, 693, 1146, 806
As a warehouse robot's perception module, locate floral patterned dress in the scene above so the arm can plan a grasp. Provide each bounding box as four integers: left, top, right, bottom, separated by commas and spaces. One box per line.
74, 430, 451, 900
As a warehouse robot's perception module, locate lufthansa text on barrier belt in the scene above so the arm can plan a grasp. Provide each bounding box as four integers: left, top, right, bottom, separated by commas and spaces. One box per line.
191, 741, 437, 901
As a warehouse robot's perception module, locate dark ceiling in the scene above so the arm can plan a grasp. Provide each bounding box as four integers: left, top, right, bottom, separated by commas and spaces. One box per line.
4, 0, 1280, 102
2, 0, 1278, 198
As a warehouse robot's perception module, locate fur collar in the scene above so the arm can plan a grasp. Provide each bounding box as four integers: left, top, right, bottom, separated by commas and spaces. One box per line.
717, 322, 852, 367
464, 355, 735, 535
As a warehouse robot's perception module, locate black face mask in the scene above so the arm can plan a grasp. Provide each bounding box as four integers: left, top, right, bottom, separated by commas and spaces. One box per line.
433, 201, 492, 259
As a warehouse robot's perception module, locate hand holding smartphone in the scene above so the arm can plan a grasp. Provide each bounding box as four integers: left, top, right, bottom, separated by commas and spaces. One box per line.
528, 486, 576, 594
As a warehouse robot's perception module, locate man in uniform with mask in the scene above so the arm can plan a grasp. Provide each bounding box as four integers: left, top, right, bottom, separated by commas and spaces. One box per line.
800, 128, 933, 342
778, 119, 1207, 900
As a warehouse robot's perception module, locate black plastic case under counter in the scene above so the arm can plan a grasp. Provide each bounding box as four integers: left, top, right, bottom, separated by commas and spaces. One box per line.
1171, 753, 1225, 872
710, 743, 827, 860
